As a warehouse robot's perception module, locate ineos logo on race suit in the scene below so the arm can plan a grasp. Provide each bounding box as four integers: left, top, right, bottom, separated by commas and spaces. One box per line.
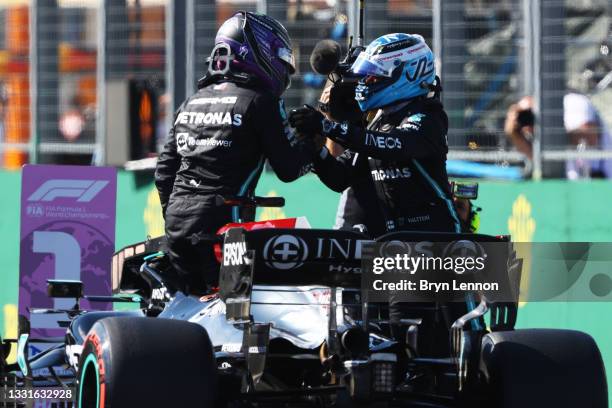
263, 234, 309, 270
223, 241, 247, 266
371, 167, 411, 181
175, 111, 243, 127
365, 133, 402, 149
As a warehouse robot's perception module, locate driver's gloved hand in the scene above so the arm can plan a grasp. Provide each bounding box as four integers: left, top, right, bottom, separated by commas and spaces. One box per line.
295, 132, 327, 158
289, 105, 324, 135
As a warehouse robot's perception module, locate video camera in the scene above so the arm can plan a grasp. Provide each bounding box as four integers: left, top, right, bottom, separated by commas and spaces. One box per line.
310, 39, 366, 123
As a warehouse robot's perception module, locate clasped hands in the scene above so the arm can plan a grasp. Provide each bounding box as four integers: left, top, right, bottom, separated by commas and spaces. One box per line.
288, 105, 327, 151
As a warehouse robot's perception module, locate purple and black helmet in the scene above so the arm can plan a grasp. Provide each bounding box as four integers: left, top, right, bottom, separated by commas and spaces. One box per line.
212, 11, 296, 97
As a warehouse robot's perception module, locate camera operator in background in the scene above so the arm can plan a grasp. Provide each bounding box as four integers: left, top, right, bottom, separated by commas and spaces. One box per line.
505, 94, 612, 179
504, 96, 535, 159
155, 12, 316, 295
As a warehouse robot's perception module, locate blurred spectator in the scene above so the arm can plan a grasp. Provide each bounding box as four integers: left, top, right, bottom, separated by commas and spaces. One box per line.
581, 40, 612, 94
504, 96, 536, 159
504, 94, 612, 179
51, 95, 95, 165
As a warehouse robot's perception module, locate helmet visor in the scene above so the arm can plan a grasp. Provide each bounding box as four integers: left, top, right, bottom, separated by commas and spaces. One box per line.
350, 51, 393, 78
277, 47, 296, 74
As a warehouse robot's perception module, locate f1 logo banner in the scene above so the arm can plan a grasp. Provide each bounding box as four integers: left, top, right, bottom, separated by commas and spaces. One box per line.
19, 165, 117, 337
28, 179, 109, 203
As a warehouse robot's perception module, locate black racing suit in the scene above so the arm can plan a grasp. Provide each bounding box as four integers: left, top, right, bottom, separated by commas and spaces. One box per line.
333, 183, 386, 237
314, 97, 460, 234
313, 97, 462, 355
155, 78, 314, 292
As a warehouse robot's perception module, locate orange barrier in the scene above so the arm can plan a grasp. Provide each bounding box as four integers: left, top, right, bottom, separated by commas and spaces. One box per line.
3, 6, 30, 169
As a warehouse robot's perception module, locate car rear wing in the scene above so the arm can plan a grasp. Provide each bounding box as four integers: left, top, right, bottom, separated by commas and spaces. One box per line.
219, 227, 520, 326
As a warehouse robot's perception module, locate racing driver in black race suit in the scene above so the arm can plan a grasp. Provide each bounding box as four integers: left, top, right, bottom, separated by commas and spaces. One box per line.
155, 12, 315, 294
290, 33, 461, 235
290, 34, 464, 355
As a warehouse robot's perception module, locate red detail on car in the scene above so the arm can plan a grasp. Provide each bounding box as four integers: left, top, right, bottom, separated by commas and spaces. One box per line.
213, 218, 303, 263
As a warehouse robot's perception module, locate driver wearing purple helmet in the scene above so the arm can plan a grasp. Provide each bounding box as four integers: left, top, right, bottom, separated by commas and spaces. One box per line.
155, 12, 318, 294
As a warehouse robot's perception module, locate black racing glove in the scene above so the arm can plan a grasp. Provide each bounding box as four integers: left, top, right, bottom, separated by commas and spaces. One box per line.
289, 105, 324, 135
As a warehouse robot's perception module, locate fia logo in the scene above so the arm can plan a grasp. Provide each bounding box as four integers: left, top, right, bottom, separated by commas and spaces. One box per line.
26, 205, 44, 217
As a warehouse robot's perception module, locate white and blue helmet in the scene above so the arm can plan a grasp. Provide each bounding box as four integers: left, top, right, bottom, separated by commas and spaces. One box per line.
351, 33, 435, 111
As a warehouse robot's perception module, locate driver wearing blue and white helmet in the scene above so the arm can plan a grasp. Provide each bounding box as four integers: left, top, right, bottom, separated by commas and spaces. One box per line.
290, 33, 461, 234
290, 33, 463, 354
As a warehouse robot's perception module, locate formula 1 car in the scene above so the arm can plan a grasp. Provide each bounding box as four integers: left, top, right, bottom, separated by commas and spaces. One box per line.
0, 195, 608, 408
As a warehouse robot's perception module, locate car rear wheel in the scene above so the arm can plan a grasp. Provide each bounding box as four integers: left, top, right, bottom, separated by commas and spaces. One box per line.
77, 316, 217, 408
480, 328, 607, 408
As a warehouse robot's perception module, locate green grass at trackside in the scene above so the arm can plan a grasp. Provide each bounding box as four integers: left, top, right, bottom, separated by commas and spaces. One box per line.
0, 171, 21, 344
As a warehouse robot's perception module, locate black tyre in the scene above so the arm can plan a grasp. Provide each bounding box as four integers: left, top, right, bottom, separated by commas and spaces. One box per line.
77, 316, 217, 408
480, 328, 607, 408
